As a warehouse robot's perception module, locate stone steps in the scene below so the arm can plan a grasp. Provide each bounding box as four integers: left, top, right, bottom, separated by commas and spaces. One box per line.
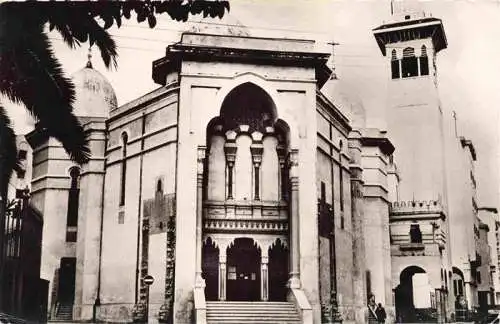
54, 304, 73, 321
206, 301, 301, 324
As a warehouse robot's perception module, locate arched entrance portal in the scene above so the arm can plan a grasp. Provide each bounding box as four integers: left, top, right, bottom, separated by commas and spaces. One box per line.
268, 239, 288, 301
202, 82, 292, 302
395, 266, 430, 323
226, 238, 261, 301
202, 238, 220, 301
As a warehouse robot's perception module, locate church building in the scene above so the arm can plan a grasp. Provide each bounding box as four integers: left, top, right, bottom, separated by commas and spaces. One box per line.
27, 28, 377, 323
23, 4, 484, 324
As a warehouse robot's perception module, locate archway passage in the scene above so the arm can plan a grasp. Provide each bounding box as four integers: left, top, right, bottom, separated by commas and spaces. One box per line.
202, 238, 220, 301
268, 239, 288, 301
226, 238, 261, 301
395, 266, 428, 323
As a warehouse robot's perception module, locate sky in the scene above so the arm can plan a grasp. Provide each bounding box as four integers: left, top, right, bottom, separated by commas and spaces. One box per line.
5, 0, 500, 206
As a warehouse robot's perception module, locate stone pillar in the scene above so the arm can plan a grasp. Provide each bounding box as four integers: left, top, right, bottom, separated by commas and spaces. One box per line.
261, 253, 269, 301
73, 119, 107, 321
277, 145, 287, 201
195, 147, 206, 288
219, 253, 227, 301
348, 129, 366, 324
250, 136, 263, 201
288, 150, 300, 288
224, 132, 237, 200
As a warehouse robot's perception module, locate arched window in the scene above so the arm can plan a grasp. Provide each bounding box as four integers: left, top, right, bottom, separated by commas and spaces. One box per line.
66, 167, 80, 242
420, 45, 429, 76
391, 49, 400, 79
409, 224, 423, 243
156, 179, 163, 193
119, 132, 128, 206
402, 47, 418, 78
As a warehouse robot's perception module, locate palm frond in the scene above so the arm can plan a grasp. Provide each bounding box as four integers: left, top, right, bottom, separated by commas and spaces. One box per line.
0, 5, 90, 164
0, 104, 18, 196
86, 18, 118, 69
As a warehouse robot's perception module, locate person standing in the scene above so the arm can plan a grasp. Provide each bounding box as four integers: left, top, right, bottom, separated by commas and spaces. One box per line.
376, 302, 387, 323
368, 293, 379, 324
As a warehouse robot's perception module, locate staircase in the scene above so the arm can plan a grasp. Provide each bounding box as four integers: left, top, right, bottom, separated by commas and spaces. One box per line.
53, 304, 73, 321
206, 301, 302, 324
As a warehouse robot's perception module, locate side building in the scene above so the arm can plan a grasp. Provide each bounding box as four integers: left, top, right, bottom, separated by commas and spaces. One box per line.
1, 135, 46, 322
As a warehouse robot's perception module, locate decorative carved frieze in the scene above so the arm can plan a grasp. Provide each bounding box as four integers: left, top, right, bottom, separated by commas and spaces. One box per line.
204, 219, 288, 233
204, 200, 288, 220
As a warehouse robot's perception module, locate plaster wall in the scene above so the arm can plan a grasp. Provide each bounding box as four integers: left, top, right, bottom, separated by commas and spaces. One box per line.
99, 91, 178, 322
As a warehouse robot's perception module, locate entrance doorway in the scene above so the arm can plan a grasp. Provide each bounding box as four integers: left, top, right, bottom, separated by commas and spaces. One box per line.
202, 237, 220, 301
58, 257, 76, 305
269, 239, 288, 301
226, 238, 261, 301
395, 266, 430, 323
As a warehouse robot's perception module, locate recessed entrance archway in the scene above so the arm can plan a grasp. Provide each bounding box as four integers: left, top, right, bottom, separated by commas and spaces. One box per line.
226, 238, 261, 301
268, 239, 288, 301
395, 265, 430, 323
202, 237, 220, 301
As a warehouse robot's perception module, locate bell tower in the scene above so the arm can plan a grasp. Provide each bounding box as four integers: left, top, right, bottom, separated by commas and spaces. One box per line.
373, 7, 448, 203
373, 5, 453, 322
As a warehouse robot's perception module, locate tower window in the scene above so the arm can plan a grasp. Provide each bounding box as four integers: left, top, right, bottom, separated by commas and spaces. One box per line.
391, 49, 400, 79
402, 47, 418, 78
119, 132, 128, 206
409, 224, 422, 243
420, 45, 429, 76
157, 179, 163, 193
17, 149, 27, 160
66, 167, 80, 242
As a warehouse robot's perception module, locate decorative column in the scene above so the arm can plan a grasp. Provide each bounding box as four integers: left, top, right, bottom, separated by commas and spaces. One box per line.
261, 252, 269, 301
277, 145, 287, 201
219, 252, 227, 301
250, 133, 263, 201
195, 147, 206, 288
224, 131, 237, 200
288, 149, 300, 288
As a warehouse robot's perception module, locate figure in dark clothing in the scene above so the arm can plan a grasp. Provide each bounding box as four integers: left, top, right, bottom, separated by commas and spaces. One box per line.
368, 293, 379, 324
376, 303, 387, 323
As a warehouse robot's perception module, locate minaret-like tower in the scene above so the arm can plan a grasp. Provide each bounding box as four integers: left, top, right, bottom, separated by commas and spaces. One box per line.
373, 7, 448, 202
373, 6, 453, 323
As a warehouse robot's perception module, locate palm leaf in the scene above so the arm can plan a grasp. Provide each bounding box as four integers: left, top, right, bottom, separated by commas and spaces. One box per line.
0, 5, 90, 164
0, 104, 18, 196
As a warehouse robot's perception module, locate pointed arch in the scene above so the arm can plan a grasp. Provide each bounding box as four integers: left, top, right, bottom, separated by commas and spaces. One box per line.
119, 132, 128, 206
66, 166, 81, 242
391, 49, 401, 79
419, 45, 429, 76
220, 82, 277, 132
402, 47, 418, 78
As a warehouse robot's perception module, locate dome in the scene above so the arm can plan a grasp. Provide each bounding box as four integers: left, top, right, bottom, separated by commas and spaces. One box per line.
71, 62, 117, 118
320, 77, 366, 128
